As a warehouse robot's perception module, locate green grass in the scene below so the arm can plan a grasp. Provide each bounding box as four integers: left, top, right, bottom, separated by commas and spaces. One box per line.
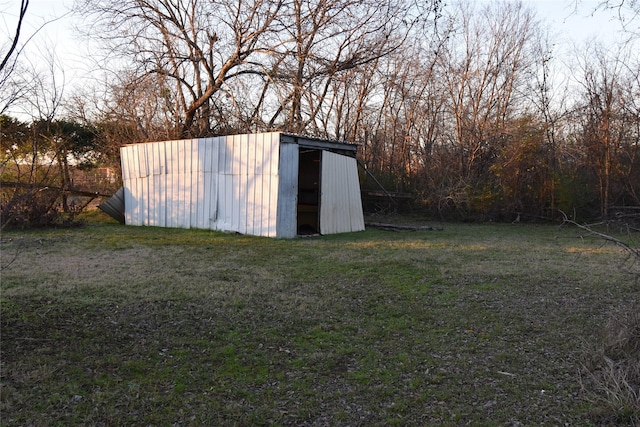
1, 213, 638, 426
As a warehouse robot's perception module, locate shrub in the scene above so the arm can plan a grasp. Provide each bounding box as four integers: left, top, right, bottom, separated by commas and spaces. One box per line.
0, 187, 84, 230
582, 302, 640, 425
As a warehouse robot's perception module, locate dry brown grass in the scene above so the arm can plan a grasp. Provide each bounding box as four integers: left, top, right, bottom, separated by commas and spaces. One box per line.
582, 302, 640, 426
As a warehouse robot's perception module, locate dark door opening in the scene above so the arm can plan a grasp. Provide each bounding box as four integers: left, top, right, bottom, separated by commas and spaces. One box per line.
297, 149, 321, 235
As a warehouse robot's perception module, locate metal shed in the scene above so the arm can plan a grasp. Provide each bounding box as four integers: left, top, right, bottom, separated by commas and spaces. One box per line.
119, 132, 365, 238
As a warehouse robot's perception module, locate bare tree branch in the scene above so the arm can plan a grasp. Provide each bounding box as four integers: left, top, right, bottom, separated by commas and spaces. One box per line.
0, 0, 29, 72
560, 210, 640, 261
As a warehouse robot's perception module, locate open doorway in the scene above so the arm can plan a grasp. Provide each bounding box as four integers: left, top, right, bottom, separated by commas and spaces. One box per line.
297, 149, 321, 235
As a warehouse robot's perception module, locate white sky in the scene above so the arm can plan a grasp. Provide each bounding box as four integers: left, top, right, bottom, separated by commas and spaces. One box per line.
531, 0, 635, 45
1, 0, 636, 118
1, 0, 75, 55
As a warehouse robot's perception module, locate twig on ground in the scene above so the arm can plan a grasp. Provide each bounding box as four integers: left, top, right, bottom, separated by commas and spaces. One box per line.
0, 237, 24, 271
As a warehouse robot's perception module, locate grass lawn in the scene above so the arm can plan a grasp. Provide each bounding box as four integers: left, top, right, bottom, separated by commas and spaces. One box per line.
1, 213, 638, 426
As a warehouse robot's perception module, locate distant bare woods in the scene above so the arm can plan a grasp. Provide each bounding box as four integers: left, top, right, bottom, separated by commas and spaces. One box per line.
2, 0, 639, 222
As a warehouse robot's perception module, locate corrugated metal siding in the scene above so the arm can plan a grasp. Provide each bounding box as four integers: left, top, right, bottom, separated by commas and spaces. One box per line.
120, 133, 281, 236
276, 142, 299, 238
319, 151, 365, 234
98, 187, 125, 224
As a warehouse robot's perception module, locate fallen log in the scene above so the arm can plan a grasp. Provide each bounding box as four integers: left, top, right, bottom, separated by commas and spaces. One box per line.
365, 222, 443, 232
0, 181, 112, 198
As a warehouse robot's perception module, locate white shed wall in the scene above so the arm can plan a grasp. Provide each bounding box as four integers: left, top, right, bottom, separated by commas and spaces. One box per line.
121, 133, 281, 237
320, 151, 365, 234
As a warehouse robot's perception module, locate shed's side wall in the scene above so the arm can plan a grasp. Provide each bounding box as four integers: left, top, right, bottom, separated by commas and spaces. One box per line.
319, 151, 365, 234
120, 133, 281, 236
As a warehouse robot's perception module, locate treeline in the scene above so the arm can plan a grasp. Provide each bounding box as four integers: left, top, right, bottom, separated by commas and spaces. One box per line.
0, 116, 121, 228
1, 0, 639, 225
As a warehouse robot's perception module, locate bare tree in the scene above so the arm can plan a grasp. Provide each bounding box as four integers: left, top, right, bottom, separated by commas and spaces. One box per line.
261, 0, 419, 135
571, 43, 636, 218
359, 44, 447, 191
439, 1, 538, 178
76, 0, 443, 138
418, 0, 542, 218
1, 0, 70, 115
0, 38, 105, 227
77, 0, 286, 138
